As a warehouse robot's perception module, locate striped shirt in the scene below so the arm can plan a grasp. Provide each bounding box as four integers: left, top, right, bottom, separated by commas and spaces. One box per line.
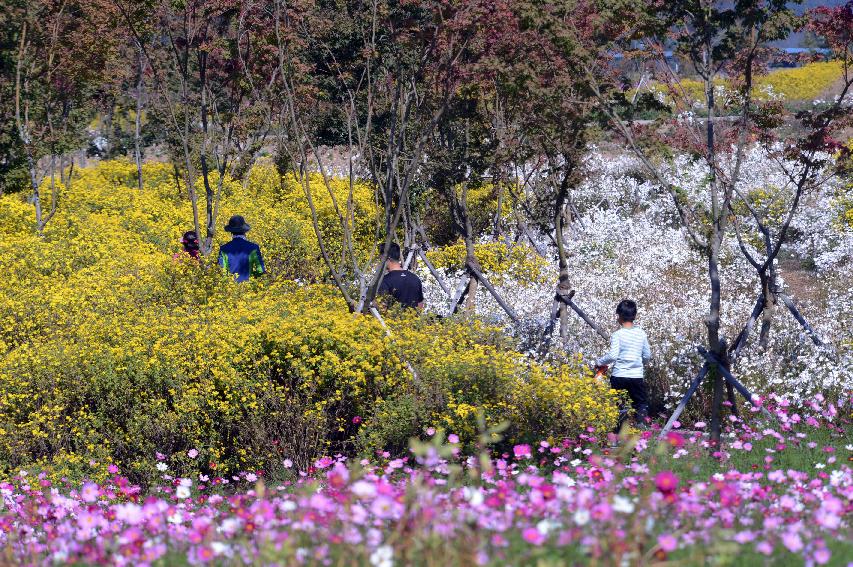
596, 326, 651, 379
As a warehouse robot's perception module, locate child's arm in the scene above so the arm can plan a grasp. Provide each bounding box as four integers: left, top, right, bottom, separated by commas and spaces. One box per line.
642, 335, 651, 364
596, 333, 620, 367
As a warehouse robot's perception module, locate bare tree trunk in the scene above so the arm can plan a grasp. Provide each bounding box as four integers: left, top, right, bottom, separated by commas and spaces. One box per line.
173, 163, 182, 198
758, 269, 776, 350
558, 302, 569, 344
555, 181, 571, 345
15, 22, 43, 234
463, 200, 479, 313
134, 46, 145, 191
197, 51, 218, 254
464, 273, 478, 312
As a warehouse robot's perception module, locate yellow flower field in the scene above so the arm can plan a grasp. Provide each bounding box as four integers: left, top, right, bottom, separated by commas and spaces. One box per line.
0, 160, 620, 485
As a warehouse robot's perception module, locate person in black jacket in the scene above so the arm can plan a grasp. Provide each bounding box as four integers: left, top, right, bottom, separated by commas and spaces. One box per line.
378, 243, 424, 309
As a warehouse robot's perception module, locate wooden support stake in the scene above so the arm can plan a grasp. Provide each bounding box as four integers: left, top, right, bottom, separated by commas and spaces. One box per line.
557, 291, 609, 341
448, 274, 470, 317
778, 292, 828, 348
467, 263, 520, 324
418, 248, 450, 297
698, 347, 775, 421
402, 246, 416, 270
659, 364, 709, 439
729, 293, 765, 361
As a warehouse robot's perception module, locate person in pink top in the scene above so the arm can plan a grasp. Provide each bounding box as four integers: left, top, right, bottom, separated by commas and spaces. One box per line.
174, 230, 201, 260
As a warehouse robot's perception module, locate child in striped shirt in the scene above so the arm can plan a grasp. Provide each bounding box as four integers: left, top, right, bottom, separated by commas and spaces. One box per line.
596, 299, 652, 427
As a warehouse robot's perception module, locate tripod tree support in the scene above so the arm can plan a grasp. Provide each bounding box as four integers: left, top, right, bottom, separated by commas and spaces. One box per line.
448, 274, 471, 316
658, 363, 709, 438
369, 306, 420, 386
698, 347, 774, 421
467, 263, 520, 324
659, 346, 774, 442
417, 248, 450, 297
777, 292, 829, 349
539, 289, 609, 358
556, 289, 609, 341
402, 246, 417, 270
729, 293, 765, 361
728, 291, 835, 362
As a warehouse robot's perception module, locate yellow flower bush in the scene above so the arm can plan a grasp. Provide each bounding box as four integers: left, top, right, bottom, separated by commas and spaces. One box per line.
0, 160, 618, 485
645, 61, 844, 105
755, 61, 844, 101
425, 240, 550, 286
509, 357, 624, 443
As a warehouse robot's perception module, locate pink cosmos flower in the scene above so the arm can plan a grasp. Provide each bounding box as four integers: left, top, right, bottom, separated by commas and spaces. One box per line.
590, 502, 613, 522
513, 444, 532, 459
813, 548, 831, 565
658, 533, 677, 552
665, 432, 685, 449
107, 464, 119, 474
80, 482, 99, 503
187, 449, 199, 459
114, 502, 143, 525
654, 471, 678, 494
352, 416, 362, 425
782, 532, 803, 553
522, 527, 545, 545
448, 434, 460, 444
76, 510, 100, 536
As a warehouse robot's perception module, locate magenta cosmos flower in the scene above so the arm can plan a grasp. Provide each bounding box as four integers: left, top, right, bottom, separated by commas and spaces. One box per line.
654, 471, 679, 494
522, 527, 545, 545
513, 444, 532, 459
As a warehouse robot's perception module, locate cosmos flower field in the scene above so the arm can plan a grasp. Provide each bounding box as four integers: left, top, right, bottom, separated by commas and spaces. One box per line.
1, 395, 849, 566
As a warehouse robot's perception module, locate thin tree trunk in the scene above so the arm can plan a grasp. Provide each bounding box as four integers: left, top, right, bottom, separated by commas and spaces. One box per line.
173, 163, 182, 198
464, 273, 478, 312
758, 269, 776, 350
198, 51, 218, 255
134, 46, 145, 191
555, 170, 572, 345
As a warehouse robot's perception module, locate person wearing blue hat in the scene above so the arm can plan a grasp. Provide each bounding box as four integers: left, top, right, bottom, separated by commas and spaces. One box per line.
217, 215, 265, 282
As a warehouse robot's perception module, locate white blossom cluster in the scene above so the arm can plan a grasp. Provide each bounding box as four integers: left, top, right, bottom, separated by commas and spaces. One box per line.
418, 147, 852, 410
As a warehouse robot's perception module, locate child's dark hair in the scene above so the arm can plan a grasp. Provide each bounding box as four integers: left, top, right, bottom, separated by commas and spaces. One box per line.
616, 299, 638, 322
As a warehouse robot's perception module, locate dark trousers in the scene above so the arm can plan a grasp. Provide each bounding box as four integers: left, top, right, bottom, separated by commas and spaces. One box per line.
610, 376, 648, 422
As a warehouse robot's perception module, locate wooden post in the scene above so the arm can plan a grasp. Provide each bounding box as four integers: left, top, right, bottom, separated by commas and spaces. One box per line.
467, 263, 520, 324
418, 249, 450, 297
729, 293, 765, 361
557, 290, 609, 341
448, 274, 470, 317
658, 364, 709, 438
